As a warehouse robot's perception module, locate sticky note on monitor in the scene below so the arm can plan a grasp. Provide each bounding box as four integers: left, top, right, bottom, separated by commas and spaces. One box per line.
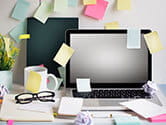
9, 20, 27, 43
54, 0, 68, 12
83, 0, 96, 5
114, 116, 141, 125
19, 34, 30, 39
117, 0, 131, 10
76, 78, 91, 92
53, 43, 75, 67
34, 1, 53, 24
25, 71, 42, 93
144, 31, 164, 54
11, 0, 30, 21
68, 0, 78, 7
104, 21, 119, 29
58, 97, 83, 116
84, 0, 108, 20
127, 28, 141, 49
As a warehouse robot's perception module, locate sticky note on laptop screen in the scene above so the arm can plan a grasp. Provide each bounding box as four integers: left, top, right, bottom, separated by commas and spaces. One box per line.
25, 71, 42, 93
84, 0, 108, 20
76, 78, 92, 92
53, 43, 75, 67
144, 31, 164, 54
58, 97, 83, 116
117, 0, 131, 10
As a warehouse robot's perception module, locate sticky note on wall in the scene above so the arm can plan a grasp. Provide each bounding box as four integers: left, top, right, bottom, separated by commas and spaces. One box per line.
84, 0, 108, 20
127, 28, 141, 49
11, 0, 30, 21
117, 0, 131, 10
54, 0, 68, 12
53, 43, 75, 67
19, 34, 30, 39
83, 0, 96, 5
68, 0, 78, 7
144, 31, 164, 54
104, 21, 119, 29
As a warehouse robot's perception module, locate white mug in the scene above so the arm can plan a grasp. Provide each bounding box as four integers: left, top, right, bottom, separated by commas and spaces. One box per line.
24, 66, 58, 92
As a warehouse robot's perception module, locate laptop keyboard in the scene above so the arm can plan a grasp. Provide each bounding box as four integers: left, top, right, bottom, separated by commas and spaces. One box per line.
72, 89, 151, 98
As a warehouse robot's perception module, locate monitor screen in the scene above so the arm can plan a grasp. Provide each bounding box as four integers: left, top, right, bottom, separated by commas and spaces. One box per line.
66, 30, 151, 88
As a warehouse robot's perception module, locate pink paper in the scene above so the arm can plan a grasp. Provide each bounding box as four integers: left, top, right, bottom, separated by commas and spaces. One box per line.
84, 0, 108, 20
148, 114, 166, 122
8, 120, 14, 125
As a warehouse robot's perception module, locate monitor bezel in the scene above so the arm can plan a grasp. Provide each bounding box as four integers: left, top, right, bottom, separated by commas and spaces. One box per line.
65, 29, 152, 88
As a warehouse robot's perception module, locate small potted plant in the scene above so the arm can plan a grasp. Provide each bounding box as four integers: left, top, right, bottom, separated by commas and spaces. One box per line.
0, 34, 19, 91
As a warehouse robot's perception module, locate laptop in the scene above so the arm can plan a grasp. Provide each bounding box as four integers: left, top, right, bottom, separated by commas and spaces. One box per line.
65, 29, 162, 110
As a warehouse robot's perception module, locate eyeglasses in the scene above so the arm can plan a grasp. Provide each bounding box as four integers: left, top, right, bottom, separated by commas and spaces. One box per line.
15, 91, 55, 104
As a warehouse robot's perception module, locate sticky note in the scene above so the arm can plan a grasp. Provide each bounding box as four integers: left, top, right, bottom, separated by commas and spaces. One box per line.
68, 0, 78, 7
54, 0, 68, 12
11, 0, 30, 21
83, 0, 96, 5
53, 43, 75, 67
9, 20, 27, 43
144, 31, 164, 54
58, 67, 66, 85
34, 1, 53, 24
84, 0, 108, 20
149, 114, 166, 122
158, 84, 166, 97
76, 78, 91, 92
117, 0, 131, 10
104, 21, 119, 29
19, 34, 30, 39
47, 77, 63, 90
7, 120, 14, 125
114, 116, 141, 125
127, 28, 141, 49
4, 37, 11, 57
26, 71, 42, 93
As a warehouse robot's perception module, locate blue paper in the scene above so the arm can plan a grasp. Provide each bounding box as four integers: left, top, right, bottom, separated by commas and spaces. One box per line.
11, 0, 30, 21
68, 0, 78, 7
114, 116, 141, 125
158, 84, 166, 97
9, 20, 27, 43
127, 28, 141, 49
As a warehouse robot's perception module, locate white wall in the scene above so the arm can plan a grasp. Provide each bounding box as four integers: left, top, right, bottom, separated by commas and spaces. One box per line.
0, 0, 166, 85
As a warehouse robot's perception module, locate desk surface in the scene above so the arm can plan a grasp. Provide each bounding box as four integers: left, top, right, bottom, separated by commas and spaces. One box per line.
0, 83, 166, 125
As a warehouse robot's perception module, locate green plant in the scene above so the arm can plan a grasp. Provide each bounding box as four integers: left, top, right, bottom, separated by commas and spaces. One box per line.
0, 34, 19, 70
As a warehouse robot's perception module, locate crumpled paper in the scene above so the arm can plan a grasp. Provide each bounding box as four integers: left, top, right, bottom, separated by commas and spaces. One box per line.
74, 112, 93, 125
142, 81, 158, 96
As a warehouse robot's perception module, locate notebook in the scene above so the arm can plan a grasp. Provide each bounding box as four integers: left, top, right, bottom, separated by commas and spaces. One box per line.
0, 94, 54, 121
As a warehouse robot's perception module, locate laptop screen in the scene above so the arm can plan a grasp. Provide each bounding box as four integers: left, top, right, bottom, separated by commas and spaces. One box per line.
66, 30, 151, 88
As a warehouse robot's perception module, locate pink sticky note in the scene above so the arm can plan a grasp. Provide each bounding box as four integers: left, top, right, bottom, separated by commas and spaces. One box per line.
8, 120, 14, 125
148, 114, 166, 122
38, 64, 44, 67
84, 0, 108, 20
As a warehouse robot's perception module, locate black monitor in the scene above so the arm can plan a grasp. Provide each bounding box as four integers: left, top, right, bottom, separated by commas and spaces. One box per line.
66, 30, 151, 88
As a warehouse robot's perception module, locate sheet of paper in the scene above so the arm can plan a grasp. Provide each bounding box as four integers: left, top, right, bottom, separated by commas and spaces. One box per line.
68, 0, 78, 7
144, 31, 164, 54
25, 71, 42, 93
9, 20, 27, 43
114, 116, 141, 125
11, 0, 30, 21
84, 0, 108, 20
104, 21, 119, 29
53, 43, 75, 67
19, 34, 30, 39
83, 0, 96, 5
34, 1, 53, 24
54, 0, 68, 12
120, 99, 166, 118
117, 0, 131, 10
76, 78, 91, 92
4, 37, 11, 57
58, 97, 83, 116
127, 28, 141, 49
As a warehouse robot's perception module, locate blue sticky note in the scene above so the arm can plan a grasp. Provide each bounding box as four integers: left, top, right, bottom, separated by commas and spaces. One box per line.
127, 28, 141, 49
68, 0, 78, 7
114, 116, 141, 125
158, 84, 166, 97
11, 0, 30, 21
9, 20, 27, 43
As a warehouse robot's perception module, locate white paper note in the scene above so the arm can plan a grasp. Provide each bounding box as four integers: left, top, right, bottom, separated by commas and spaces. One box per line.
76, 78, 91, 92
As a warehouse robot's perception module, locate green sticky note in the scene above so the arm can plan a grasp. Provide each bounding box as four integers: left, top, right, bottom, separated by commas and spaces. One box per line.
54, 0, 68, 12
114, 116, 141, 125
58, 67, 66, 85
11, 0, 30, 21
47, 77, 63, 90
68, 0, 78, 7
34, 1, 53, 24
9, 20, 27, 43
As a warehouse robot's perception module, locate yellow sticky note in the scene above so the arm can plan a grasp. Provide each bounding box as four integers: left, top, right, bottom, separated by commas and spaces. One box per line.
19, 34, 30, 39
83, 0, 96, 5
4, 37, 11, 57
104, 21, 119, 29
26, 71, 42, 93
117, 0, 131, 10
53, 43, 75, 67
144, 31, 164, 54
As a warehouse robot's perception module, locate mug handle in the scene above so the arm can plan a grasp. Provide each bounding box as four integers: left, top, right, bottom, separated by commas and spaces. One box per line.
47, 74, 58, 90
